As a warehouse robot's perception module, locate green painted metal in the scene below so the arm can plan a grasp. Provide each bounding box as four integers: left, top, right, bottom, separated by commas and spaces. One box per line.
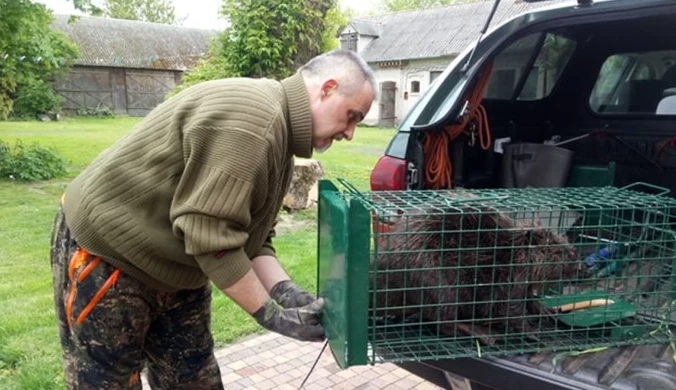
540, 290, 637, 328
346, 194, 371, 365
317, 180, 676, 367
566, 162, 617, 188
316, 179, 369, 368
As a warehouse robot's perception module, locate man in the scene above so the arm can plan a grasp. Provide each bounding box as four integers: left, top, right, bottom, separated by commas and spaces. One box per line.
50, 48, 377, 389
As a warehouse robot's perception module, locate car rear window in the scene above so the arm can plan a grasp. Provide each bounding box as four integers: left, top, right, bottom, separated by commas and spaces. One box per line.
484, 32, 577, 101
589, 50, 676, 115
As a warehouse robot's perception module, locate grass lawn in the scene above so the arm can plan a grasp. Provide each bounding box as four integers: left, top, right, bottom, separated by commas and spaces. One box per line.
0, 116, 395, 390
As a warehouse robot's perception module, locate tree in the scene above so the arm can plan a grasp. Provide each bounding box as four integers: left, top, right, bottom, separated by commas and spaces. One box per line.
72, 0, 183, 25
380, 0, 468, 12
218, 0, 335, 78
169, 0, 335, 97
104, 0, 183, 25
320, 5, 356, 53
0, 0, 80, 119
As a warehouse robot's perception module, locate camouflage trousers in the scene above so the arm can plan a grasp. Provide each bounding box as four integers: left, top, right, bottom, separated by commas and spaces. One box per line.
50, 206, 224, 389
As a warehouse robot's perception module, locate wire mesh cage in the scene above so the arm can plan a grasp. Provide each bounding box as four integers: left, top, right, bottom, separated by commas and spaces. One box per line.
316, 179, 676, 369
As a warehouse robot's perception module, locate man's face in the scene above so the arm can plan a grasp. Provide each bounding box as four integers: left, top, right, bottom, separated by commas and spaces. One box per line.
309, 79, 374, 153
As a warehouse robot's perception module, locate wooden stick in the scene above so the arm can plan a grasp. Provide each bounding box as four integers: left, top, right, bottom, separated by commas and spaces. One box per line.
555, 299, 615, 313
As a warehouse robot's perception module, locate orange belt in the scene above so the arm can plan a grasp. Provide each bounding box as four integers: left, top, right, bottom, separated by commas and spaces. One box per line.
62, 193, 121, 328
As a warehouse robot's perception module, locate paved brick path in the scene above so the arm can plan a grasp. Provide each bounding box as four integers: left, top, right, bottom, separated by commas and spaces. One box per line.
143, 331, 444, 389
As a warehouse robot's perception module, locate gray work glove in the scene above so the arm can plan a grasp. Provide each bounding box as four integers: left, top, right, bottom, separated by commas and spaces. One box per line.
269, 280, 316, 308
252, 297, 326, 343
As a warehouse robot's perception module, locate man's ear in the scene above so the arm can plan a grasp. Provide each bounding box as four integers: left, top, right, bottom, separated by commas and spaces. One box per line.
321, 79, 339, 99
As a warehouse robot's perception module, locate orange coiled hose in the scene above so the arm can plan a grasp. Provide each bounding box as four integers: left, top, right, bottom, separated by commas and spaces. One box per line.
423, 62, 495, 190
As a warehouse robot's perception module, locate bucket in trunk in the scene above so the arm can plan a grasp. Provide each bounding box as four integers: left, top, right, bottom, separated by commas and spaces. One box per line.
501, 142, 574, 188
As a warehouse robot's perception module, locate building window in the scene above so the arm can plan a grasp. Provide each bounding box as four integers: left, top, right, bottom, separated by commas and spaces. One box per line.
411, 80, 420, 93
430, 71, 442, 83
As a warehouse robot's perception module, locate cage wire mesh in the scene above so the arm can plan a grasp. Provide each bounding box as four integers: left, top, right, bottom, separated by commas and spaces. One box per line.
324, 180, 676, 365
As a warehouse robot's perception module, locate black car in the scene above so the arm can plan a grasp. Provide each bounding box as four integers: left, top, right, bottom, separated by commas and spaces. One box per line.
367, 0, 676, 389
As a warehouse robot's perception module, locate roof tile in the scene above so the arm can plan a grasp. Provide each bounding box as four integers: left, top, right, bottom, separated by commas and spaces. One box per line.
346, 0, 574, 62
51, 14, 217, 71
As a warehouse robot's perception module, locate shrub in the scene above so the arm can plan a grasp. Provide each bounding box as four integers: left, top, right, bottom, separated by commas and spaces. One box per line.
10, 78, 64, 119
0, 139, 68, 181
76, 103, 115, 117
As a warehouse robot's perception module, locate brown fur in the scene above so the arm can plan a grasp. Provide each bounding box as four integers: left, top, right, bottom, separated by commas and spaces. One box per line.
368, 204, 580, 345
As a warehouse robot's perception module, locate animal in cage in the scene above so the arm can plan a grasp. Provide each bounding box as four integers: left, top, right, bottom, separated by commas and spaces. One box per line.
368, 203, 582, 345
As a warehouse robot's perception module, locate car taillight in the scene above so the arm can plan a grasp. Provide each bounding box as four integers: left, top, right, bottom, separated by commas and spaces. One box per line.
369, 156, 406, 236
370, 156, 406, 191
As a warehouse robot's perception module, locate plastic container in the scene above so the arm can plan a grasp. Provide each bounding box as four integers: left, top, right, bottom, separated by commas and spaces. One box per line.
501, 142, 574, 188
584, 244, 619, 268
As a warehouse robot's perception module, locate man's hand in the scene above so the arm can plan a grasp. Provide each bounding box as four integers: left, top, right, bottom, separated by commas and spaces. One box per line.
269, 280, 316, 308
252, 297, 326, 342
251, 255, 316, 308
221, 269, 325, 342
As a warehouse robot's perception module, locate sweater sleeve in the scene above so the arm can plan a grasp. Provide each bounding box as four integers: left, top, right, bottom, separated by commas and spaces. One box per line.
256, 219, 278, 258
170, 124, 270, 290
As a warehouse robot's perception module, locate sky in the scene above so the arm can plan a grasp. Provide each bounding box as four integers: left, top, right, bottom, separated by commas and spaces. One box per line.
35, 0, 382, 30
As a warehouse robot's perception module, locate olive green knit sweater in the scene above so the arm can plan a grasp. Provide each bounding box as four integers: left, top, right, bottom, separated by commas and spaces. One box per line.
62, 74, 313, 292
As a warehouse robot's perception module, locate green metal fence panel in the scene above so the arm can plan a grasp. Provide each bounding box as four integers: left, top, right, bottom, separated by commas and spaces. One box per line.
317, 180, 676, 367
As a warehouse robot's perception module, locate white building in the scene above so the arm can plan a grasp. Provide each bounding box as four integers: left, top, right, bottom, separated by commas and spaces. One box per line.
340, 0, 568, 128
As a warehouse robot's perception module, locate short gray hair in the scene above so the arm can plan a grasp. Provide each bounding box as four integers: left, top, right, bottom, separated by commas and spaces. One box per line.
298, 49, 378, 100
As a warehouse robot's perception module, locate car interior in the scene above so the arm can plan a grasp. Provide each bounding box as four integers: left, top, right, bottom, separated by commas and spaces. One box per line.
416, 12, 676, 195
